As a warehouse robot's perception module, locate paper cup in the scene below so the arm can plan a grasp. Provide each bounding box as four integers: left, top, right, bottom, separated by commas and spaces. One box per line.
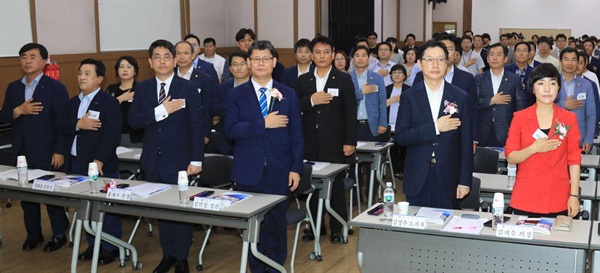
398, 201, 409, 215
492, 192, 504, 207
16, 155, 27, 167
88, 162, 98, 175
177, 171, 188, 185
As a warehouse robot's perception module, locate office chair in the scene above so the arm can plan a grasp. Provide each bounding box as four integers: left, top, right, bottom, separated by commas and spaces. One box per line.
474, 147, 500, 174
287, 164, 317, 273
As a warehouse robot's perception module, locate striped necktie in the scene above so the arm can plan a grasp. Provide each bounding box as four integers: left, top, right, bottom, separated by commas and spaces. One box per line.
259, 87, 268, 118
158, 82, 166, 104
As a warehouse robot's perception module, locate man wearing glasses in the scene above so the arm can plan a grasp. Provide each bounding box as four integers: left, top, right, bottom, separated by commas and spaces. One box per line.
394, 40, 473, 209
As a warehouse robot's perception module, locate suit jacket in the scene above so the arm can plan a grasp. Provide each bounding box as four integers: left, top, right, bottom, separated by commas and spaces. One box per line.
214, 79, 237, 154
281, 63, 315, 89
295, 68, 357, 164
385, 83, 411, 120
273, 62, 285, 82
129, 75, 205, 182
0, 75, 68, 170
506, 104, 581, 213
588, 57, 600, 81
224, 80, 303, 192
195, 58, 219, 84
394, 81, 473, 197
350, 70, 387, 136
475, 70, 526, 146
505, 64, 536, 107
556, 76, 596, 145
182, 68, 221, 138
583, 75, 600, 137
56, 90, 122, 175
414, 66, 480, 142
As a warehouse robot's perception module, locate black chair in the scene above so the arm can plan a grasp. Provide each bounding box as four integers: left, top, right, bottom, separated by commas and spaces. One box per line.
459, 177, 487, 211
474, 147, 500, 174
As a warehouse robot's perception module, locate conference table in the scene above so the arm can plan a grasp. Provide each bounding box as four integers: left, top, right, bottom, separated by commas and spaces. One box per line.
0, 165, 92, 273
590, 221, 600, 272
351, 204, 590, 272
355, 141, 395, 207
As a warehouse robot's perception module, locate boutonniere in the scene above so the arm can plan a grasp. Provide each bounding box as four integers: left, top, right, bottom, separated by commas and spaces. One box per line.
268, 88, 284, 112
548, 119, 571, 140
443, 100, 458, 115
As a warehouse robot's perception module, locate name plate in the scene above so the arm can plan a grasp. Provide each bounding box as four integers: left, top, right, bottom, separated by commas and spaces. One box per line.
496, 224, 534, 240
106, 188, 132, 201
193, 197, 222, 211
391, 214, 427, 229
32, 180, 55, 192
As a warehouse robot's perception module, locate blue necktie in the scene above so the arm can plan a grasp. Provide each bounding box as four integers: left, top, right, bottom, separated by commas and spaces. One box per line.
259, 87, 268, 118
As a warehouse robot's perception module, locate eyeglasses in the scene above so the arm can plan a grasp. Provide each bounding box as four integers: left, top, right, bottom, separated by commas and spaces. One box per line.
249, 57, 273, 63
231, 62, 248, 68
152, 54, 173, 61
421, 57, 447, 65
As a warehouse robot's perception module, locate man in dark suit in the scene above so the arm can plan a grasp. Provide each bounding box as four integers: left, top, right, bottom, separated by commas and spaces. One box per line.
0, 43, 70, 252
225, 40, 304, 273
184, 33, 220, 83
281, 38, 315, 89
476, 43, 527, 147
400, 33, 418, 55
576, 50, 600, 138
221, 28, 256, 82
505, 41, 536, 107
295, 35, 357, 243
583, 39, 600, 80
395, 40, 472, 209
55, 59, 123, 265
129, 39, 204, 273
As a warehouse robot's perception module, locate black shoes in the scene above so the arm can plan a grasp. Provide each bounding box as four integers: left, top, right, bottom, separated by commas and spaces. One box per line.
302, 228, 327, 241
330, 232, 343, 243
174, 259, 190, 273
43, 235, 66, 252
22, 235, 44, 251
78, 246, 95, 260
99, 249, 119, 265
153, 256, 177, 273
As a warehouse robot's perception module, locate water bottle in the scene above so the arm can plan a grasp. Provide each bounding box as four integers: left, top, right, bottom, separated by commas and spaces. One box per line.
492, 193, 504, 230
507, 163, 517, 189
383, 182, 394, 218
177, 171, 189, 206
17, 155, 28, 187
88, 162, 99, 194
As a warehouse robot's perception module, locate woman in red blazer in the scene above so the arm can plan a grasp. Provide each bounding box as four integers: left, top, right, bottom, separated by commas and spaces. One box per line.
506, 63, 582, 217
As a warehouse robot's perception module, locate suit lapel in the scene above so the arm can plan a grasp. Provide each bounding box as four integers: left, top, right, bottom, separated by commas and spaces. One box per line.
242, 81, 263, 118
414, 83, 434, 122
497, 72, 510, 94
483, 71, 494, 97
437, 81, 455, 118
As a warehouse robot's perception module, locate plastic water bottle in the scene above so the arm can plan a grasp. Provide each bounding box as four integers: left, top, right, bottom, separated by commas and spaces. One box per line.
17, 155, 28, 187
88, 162, 99, 194
492, 193, 504, 230
507, 163, 517, 189
177, 171, 189, 206
383, 182, 394, 218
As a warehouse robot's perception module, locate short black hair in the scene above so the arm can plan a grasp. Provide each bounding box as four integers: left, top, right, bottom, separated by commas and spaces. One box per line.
114, 56, 139, 78
582, 34, 590, 40
434, 32, 459, 50
294, 38, 312, 53
19, 43, 48, 59
481, 33, 491, 40
464, 30, 473, 36
203, 37, 216, 46
175, 40, 195, 53
473, 34, 483, 41
367, 31, 378, 38
183, 33, 201, 45
404, 33, 416, 42
235, 28, 256, 41
514, 41, 530, 52
80, 58, 106, 77
531, 34, 539, 40
461, 35, 472, 43
403, 48, 419, 62
311, 35, 335, 52
228, 50, 250, 64
418, 40, 449, 60
148, 39, 176, 58
578, 50, 589, 64
390, 64, 407, 75
377, 42, 392, 52
488, 43, 508, 56
537, 36, 551, 46
528, 41, 537, 52
353, 37, 368, 48
500, 34, 509, 40
247, 40, 277, 57
583, 39, 595, 47
352, 45, 370, 57
555, 34, 567, 41
559, 47, 578, 61
527, 63, 561, 94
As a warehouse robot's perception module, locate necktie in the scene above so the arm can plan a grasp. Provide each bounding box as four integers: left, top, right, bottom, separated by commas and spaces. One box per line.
158, 82, 166, 104
259, 87, 268, 118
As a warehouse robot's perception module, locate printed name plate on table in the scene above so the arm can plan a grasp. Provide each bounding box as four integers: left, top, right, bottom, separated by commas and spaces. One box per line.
414, 207, 452, 225
116, 146, 134, 155
106, 188, 132, 201
441, 215, 487, 235
32, 179, 55, 192
0, 168, 53, 180
496, 223, 534, 240
391, 214, 427, 229
193, 197, 222, 211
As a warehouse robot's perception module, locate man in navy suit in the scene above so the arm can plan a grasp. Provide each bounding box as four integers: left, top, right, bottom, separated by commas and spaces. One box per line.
281, 38, 315, 89
0, 43, 69, 252
221, 28, 256, 82
395, 40, 472, 209
475, 43, 526, 147
224, 40, 304, 273
55, 59, 123, 264
129, 39, 204, 273
184, 34, 220, 83
505, 41, 536, 107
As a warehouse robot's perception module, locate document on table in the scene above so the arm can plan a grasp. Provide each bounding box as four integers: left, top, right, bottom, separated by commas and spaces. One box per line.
414, 207, 452, 225
54, 175, 89, 187
129, 183, 171, 198
133, 154, 141, 159
356, 141, 368, 148
441, 215, 487, 235
311, 162, 330, 171
0, 168, 53, 180
116, 146, 134, 155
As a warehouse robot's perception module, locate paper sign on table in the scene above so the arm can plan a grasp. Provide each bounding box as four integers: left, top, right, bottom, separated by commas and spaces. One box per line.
106, 188, 132, 201
391, 214, 427, 229
496, 223, 534, 240
32, 180, 55, 192
193, 197, 222, 211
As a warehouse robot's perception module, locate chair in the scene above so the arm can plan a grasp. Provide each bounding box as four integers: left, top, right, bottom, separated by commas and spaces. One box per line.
197, 155, 234, 271
287, 164, 318, 273
474, 147, 500, 174
459, 177, 487, 211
